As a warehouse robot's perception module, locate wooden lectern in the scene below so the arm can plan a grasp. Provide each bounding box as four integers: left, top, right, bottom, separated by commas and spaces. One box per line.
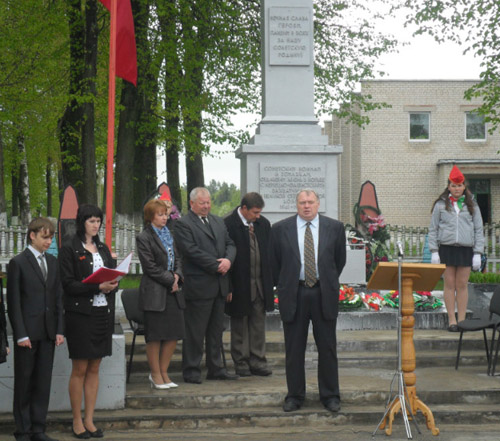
368, 262, 446, 436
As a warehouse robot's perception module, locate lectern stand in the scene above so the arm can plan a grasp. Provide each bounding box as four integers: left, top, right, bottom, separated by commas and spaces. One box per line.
368, 262, 445, 437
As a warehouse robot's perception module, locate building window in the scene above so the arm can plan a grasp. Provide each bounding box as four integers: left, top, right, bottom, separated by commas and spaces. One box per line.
409, 112, 430, 141
465, 112, 486, 141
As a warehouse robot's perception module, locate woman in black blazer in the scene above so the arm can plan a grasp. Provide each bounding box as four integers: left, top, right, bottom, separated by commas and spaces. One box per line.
59, 204, 119, 438
136, 198, 184, 390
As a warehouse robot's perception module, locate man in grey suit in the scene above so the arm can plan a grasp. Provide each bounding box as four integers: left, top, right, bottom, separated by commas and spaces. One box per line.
174, 187, 238, 383
272, 189, 346, 413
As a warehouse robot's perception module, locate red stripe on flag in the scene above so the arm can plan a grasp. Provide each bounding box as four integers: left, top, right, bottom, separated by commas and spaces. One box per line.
99, 0, 137, 86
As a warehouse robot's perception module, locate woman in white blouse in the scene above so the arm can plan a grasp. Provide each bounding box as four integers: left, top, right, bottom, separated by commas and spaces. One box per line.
59, 204, 119, 439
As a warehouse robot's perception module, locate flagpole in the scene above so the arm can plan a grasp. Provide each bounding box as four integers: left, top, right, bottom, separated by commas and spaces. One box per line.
105, 0, 117, 249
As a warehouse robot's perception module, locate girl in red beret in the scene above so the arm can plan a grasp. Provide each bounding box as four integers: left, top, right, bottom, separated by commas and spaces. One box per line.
428, 165, 484, 332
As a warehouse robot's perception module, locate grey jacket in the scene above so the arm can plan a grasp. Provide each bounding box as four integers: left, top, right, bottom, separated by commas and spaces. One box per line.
428, 197, 484, 254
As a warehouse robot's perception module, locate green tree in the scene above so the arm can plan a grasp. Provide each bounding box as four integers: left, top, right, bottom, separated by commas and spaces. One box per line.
402, 0, 500, 131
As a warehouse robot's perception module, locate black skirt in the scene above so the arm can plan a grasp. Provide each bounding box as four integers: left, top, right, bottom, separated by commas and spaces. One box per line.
439, 245, 473, 267
65, 306, 113, 359
144, 293, 185, 343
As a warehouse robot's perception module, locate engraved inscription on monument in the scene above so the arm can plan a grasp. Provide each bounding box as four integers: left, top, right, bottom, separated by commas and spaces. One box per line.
259, 163, 326, 212
268, 7, 311, 66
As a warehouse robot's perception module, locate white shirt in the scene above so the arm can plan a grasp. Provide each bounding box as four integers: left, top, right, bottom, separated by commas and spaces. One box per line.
297, 215, 319, 281
237, 207, 251, 228
91, 252, 108, 307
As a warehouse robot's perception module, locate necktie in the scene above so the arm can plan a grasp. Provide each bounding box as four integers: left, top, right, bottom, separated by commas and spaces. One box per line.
202, 216, 209, 225
38, 254, 47, 281
304, 222, 317, 287
450, 195, 465, 210
248, 223, 255, 238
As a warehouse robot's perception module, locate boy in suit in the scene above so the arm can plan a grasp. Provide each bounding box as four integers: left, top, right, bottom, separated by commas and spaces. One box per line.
7, 218, 64, 441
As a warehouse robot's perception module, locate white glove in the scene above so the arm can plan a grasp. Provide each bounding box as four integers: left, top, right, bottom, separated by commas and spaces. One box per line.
431, 252, 440, 265
472, 254, 481, 271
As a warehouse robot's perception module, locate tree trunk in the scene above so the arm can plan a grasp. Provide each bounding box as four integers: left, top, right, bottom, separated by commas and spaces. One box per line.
17, 134, 31, 225
80, 0, 98, 205
166, 146, 181, 211
185, 148, 204, 205
46, 163, 53, 217
0, 127, 7, 226
58, 0, 84, 197
115, 81, 139, 222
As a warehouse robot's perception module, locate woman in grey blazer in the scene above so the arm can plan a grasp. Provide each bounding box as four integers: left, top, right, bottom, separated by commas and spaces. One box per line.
136, 198, 184, 390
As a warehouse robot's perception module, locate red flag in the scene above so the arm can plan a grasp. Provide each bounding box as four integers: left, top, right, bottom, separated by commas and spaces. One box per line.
99, 0, 137, 86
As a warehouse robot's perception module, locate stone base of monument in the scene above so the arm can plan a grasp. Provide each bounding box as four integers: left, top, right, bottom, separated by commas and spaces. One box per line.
0, 325, 126, 413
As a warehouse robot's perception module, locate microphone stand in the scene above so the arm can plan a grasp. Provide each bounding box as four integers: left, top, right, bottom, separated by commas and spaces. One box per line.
372, 246, 421, 439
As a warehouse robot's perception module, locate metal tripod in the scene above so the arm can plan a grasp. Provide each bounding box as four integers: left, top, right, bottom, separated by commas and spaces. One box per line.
372, 249, 421, 439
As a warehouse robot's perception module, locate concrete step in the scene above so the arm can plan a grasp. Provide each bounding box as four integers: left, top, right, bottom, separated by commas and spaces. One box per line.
123, 366, 500, 409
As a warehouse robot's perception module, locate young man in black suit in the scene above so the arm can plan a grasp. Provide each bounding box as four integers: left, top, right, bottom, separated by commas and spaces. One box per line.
7, 218, 64, 441
272, 189, 346, 413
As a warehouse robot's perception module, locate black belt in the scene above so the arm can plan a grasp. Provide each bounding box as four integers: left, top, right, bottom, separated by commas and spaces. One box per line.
299, 280, 320, 288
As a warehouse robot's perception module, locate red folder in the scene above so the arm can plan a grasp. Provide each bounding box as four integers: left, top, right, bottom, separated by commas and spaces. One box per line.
82, 267, 126, 284
82, 252, 132, 284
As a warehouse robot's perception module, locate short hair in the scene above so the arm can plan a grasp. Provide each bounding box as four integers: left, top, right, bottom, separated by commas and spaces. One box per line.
296, 189, 319, 202
189, 187, 210, 202
27, 217, 55, 244
241, 192, 265, 210
144, 199, 172, 225
76, 204, 103, 242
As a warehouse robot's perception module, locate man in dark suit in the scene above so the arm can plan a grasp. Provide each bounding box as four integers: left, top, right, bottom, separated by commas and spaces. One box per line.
224, 192, 274, 377
7, 218, 64, 441
174, 187, 238, 383
272, 189, 346, 413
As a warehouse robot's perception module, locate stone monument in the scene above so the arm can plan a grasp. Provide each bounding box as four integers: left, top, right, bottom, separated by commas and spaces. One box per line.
236, 0, 342, 224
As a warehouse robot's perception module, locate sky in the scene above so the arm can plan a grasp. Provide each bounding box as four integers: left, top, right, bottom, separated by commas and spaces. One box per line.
157, 7, 483, 188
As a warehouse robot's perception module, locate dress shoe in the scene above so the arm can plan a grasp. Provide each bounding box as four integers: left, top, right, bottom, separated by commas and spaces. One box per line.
149, 374, 170, 389
85, 427, 104, 438
283, 399, 301, 412
324, 399, 341, 413
31, 433, 60, 441
448, 324, 459, 332
164, 382, 178, 388
235, 368, 252, 377
184, 377, 202, 384
72, 428, 90, 439
250, 367, 272, 376
206, 371, 239, 380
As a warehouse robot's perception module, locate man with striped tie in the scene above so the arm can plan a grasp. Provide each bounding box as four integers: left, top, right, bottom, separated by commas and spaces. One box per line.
272, 189, 346, 413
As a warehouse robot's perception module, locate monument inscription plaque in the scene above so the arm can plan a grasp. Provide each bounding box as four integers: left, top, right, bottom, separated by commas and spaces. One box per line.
259, 163, 326, 211
268, 7, 312, 66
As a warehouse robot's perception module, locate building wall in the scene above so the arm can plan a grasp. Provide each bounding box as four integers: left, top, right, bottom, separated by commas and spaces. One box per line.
325, 80, 500, 227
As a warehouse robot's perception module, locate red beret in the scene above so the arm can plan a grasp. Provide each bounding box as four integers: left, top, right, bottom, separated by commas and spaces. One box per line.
449, 165, 464, 184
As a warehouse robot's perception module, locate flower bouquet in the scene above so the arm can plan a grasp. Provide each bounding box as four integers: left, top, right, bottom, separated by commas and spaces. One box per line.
361, 292, 385, 311
383, 290, 443, 311
339, 285, 363, 311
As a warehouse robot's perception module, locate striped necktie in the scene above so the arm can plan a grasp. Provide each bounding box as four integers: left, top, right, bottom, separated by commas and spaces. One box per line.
304, 222, 317, 287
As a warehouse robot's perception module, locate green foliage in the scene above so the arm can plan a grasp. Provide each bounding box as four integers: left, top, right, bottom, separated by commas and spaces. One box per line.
469, 272, 500, 284
403, 0, 500, 132
205, 180, 240, 217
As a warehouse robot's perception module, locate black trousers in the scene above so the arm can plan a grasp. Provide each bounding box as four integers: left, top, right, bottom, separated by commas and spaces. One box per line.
283, 284, 339, 404
13, 339, 55, 439
182, 296, 226, 381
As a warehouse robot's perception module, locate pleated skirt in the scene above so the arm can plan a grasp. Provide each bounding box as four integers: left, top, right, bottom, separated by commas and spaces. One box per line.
439, 245, 473, 267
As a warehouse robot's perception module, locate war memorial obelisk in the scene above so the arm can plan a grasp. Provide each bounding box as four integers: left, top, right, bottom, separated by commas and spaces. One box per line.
236, 0, 342, 224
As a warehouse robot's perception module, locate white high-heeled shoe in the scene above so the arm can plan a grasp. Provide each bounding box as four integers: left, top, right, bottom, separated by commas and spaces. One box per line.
164, 382, 178, 388
149, 374, 170, 390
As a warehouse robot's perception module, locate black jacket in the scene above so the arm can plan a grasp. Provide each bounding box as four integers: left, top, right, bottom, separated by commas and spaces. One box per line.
7, 248, 64, 341
59, 235, 117, 315
224, 208, 274, 317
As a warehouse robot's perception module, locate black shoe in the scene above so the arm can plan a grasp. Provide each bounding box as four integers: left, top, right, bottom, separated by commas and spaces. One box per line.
235, 368, 252, 377
31, 434, 60, 441
206, 371, 239, 380
85, 427, 104, 438
283, 399, 301, 412
72, 428, 90, 439
448, 324, 459, 332
250, 367, 272, 376
324, 399, 341, 413
184, 377, 202, 384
